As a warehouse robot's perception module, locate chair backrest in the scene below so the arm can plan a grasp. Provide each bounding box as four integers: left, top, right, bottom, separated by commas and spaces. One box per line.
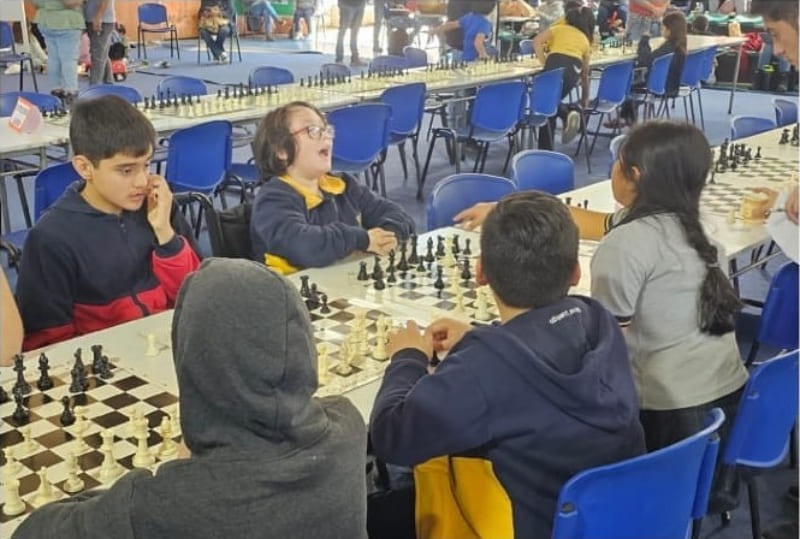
370, 54, 409, 73
723, 350, 799, 468
77, 84, 143, 104
730, 115, 777, 140
34, 163, 81, 221
773, 97, 798, 126
608, 133, 626, 176
403, 46, 428, 67
552, 408, 726, 539
156, 76, 208, 99
138, 3, 169, 26
471, 81, 527, 134
595, 60, 635, 104
699, 46, 717, 82
0, 91, 61, 116
166, 120, 233, 192
321, 63, 351, 79
519, 38, 534, 55
0, 21, 16, 51
529, 67, 565, 118
380, 82, 426, 136
679, 50, 706, 87
756, 262, 799, 350
328, 103, 392, 164
250, 66, 295, 86
511, 150, 575, 194
647, 53, 675, 96
426, 173, 516, 230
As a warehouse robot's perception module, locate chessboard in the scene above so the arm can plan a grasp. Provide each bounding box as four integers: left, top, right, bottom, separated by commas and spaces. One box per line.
0, 348, 181, 527
701, 182, 755, 216
716, 155, 799, 184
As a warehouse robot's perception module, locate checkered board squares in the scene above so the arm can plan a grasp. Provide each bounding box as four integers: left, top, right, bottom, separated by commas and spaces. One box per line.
700, 182, 753, 216
1, 361, 181, 524
308, 298, 396, 398
716, 156, 799, 184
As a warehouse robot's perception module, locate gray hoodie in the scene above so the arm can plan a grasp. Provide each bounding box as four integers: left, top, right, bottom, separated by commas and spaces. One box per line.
13, 258, 368, 539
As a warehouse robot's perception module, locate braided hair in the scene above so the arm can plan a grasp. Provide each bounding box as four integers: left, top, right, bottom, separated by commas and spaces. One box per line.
617, 121, 741, 335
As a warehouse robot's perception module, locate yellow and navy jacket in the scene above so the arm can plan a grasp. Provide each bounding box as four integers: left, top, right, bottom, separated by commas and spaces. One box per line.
250, 173, 415, 274
370, 296, 646, 539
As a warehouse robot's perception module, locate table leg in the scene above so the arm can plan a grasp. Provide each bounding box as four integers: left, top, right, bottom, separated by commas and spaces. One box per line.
728, 42, 742, 114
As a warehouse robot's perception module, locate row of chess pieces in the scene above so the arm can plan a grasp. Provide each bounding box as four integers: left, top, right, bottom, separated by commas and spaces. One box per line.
778, 124, 799, 146
316, 312, 393, 382
712, 139, 762, 176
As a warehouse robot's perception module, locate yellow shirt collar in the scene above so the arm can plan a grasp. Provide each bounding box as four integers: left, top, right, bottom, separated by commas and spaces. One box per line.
278, 174, 346, 209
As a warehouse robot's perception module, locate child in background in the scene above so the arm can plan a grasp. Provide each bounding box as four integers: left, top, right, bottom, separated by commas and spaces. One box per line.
433, 3, 494, 62
249, 102, 415, 274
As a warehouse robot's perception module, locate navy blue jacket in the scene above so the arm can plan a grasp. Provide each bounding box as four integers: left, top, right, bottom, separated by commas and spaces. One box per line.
370, 296, 646, 538
250, 174, 414, 273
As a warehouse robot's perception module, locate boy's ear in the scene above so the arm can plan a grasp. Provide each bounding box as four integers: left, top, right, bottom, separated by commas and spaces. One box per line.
569, 260, 581, 287
476, 257, 488, 286
72, 155, 94, 181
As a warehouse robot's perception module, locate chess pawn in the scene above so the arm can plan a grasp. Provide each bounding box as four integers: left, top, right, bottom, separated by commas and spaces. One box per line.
454, 288, 466, 314
2, 478, 25, 516
62, 452, 85, 494
3, 447, 22, 477
18, 425, 36, 455
372, 318, 389, 361
145, 333, 159, 357
475, 287, 492, 321
157, 417, 178, 459
31, 466, 59, 507
168, 404, 180, 435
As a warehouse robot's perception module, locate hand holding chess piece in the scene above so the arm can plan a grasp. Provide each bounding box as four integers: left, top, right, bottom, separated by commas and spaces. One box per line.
425, 318, 472, 355
386, 320, 432, 360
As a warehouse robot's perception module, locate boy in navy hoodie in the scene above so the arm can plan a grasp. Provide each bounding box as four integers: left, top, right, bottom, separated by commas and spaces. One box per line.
370, 191, 646, 539
16, 95, 200, 350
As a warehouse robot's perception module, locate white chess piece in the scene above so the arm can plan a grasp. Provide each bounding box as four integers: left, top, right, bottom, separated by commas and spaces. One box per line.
2, 478, 25, 516
168, 404, 180, 434
373, 318, 389, 361
336, 339, 353, 375
317, 343, 329, 384
31, 466, 58, 507
156, 417, 177, 459
454, 288, 466, 314
19, 425, 36, 454
727, 208, 737, 225
3, 447, 22, 477
62, 452, 85, 494
475, 287, 491, 321
99, 429, 122, 482
145, 333, 159, 357
132, 420, 155, 468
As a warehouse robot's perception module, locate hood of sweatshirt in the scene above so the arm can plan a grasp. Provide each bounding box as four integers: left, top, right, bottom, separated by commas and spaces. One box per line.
171, 258, 328, 457
467, 295, 639, 433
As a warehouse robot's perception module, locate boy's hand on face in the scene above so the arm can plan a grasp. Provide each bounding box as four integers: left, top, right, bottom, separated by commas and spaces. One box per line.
367, 227, 398, 256
387, 320, 433, 359
146, 175, 177, 245
425, 318, 472, 353
453, 202, 496, 230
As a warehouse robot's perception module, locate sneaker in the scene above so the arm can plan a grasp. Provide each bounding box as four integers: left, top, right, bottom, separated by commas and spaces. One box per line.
219, 52, 228, 63
562, 110, 581, 144
4, 63, 20, 75
351, 58, 367, 67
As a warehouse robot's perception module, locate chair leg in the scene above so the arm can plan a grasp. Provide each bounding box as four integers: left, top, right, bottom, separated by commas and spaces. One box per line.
377, 162, 387, 197
28, 58, 38, 92
418, 133, 439, 200
683, 96, 690, 123
137, 27, 142, 59
746, 479, 761, 539
13, 174, 32, 228
397, 142, 409, 180
745, 341, 761, 367
411, 134, 421, 187
580, 112, 591, 174
588, 112, 605, 157
697, 88, 705, 130
691, 518, 702, 539
790, 423, 797, 469
479, 142, 491, 173
502, 135, 515, 174
235, 34, 242, 61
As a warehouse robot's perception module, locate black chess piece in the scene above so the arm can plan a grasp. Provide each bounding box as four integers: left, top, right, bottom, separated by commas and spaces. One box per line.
0, 382, 7, 404
372, 256, 382, 280
374, 269, 386, 290
12, 354, 31, 396
397, 242, 409, 272
425, 238, 435, 263
98, 355, 113, 380
308, 283, 320, 305
37, 353, 53, 391
91, 344, 103, 374
387, 265, 397, 283
463, 238, 472, 256
60, 396, 75, 426
320, 294, 331, 314
415, 254, 426, 272
565, 196, 572, 206
12, 391, 29, 424
387, 251, 396, 273
452, 235, 460, 255
793, 125, 799, 146
357, 261, 369, 281
433, 267, 445, 290
69, 365, 84, 393
755, 146, 762, 159
73, 348, 84, 374
408, 235, 419, 264
461, 259, 472, 281
299, 275, 311, 297
780, 128, 790, 144
436, 236, 445, 257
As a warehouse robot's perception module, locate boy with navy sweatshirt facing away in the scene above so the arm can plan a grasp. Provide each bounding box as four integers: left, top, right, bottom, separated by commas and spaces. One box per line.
16, 95, 200, 350
250, 101, 414, 274
370, 191, 646, 539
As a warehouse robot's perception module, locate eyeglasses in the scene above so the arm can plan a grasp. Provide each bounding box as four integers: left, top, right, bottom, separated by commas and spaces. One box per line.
291, 124, 335, 140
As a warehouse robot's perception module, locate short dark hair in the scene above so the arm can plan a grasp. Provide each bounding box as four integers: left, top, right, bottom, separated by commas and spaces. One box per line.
691, 14, 710, 33
480, 191, 579, 309
70, 95, 155, 165
253, 101, 325, 179
618, 120, 741, 335
565, 6, 596, 42
751, 0, 799, 28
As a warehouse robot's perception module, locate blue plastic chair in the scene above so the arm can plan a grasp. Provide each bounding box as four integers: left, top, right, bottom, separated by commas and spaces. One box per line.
0, 91, 60, 117
156, 76, 208, 99
518, 68, 564, 150
676, 50, 706, 127
403, 46, 428, 68
0, 21, 37, 92
730, 116, 777, 140
552, 408, 726, 539
640, 53, 674, 120
379, 82, 426, 186
77, 84, 143, 104
137, 3, 179, 60
511, 150, 575, 194
426, 173, 516, 230
419, 81, 527, 199
744, 262, 799, 366
321, 63, 351, 79
722, 350, 799, 539
250, 66, 295, 87
577, 60, 635, 157
608, 133, 626, 177
370, 54, 409, 74
773, 97, 798, 126
519, 38, 534, 55
328, 103, 392, 195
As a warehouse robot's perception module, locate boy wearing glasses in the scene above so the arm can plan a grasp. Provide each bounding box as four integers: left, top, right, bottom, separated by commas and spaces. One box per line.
250, 102, 415, 274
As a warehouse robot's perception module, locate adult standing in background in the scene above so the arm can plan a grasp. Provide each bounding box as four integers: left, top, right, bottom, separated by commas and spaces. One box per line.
373, 0, 387, 53
31, 0, 84, 101
626, 0, 668, 41
83, 0, 115, 86
335, 0, 367, 66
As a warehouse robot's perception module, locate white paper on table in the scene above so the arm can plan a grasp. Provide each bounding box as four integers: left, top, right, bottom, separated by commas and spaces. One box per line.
766, 193, 799, 263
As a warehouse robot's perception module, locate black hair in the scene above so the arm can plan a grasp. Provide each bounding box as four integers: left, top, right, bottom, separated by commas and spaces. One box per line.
564, 0, 584, 11
253, 101, 325, 178
565, 5, 596, 42
617, 120, 741, 335
691, 14, 710, 33
69, 95, 155, 165
662, 11, 688, 55
751, 0, 799, 29
480, 191, 579, 309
